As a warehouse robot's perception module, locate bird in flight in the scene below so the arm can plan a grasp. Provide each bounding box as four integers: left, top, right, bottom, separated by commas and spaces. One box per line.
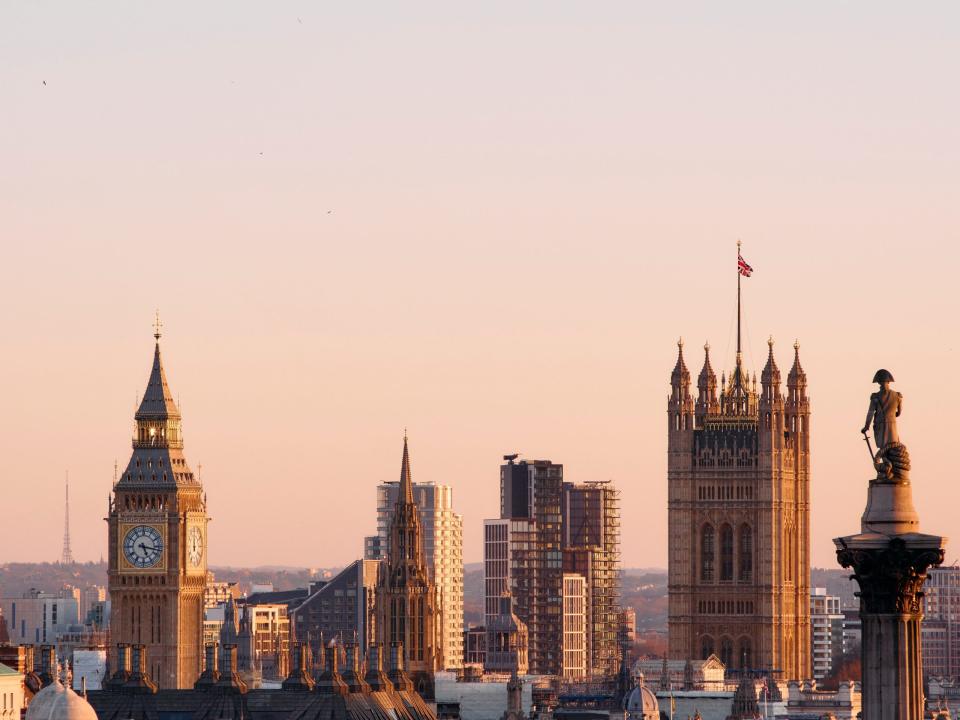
42, 80, 46, 86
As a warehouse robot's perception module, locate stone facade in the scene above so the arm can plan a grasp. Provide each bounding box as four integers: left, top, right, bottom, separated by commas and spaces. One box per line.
107, 330, 208, 689
374, 435, 439, 698
668, 338, 811, 680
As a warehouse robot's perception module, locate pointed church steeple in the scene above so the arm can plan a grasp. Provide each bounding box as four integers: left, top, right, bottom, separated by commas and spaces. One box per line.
375, 432, 438, 691
399, 430, 413, 505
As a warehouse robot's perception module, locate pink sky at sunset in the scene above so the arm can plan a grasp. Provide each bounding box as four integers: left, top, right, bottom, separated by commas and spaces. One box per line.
1, 3, 958, 570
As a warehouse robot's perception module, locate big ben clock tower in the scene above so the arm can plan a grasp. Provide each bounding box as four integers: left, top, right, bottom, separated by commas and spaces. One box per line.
107, 319, 208, 689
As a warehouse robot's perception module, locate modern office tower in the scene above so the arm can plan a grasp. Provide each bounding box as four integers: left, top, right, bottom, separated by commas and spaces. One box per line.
374, 434, 439, 697
366, 480, 464, 670
483, 457, 563, 676
922, 565, 960, 681
291, 559, 380, 670
107, 324, 208, 688
667, 330, 811, 678
562, 481, 622, 678
810, 588, 843, 680
562, 573, 587, 680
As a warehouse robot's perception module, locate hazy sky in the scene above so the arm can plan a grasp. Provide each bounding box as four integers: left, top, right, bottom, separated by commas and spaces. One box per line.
2, 3, 958, 570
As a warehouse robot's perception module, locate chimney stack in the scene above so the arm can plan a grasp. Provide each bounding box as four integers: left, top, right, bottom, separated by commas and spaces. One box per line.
217, 644, 248, 693
125, 644, 157, 694
194, 643, 220, 689
315, 643, 348, 696
387, 642, 413, 692
364, 644, 393, 692
281, 643, 314, 691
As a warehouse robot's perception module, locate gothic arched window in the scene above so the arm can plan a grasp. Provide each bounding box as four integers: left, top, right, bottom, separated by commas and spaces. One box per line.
719, 636, 733, 668
739, 524, 753, 583
701, 525, 715, 583
720, 524, 734, 582
701, 635, 714, 660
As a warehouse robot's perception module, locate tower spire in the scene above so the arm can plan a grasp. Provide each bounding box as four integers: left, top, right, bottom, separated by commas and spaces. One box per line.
399, 431, 413, 504
61, 471, 74, 565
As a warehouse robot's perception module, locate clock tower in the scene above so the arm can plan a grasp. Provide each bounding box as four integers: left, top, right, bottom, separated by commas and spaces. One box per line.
107, 322, 208, 689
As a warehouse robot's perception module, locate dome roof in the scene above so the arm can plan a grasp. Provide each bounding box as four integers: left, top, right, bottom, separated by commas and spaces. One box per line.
625, 677, 659, 720
26, 681, 98, 720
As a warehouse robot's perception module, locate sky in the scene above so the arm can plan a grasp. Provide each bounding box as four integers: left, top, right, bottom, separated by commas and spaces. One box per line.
1, 3, 958, 570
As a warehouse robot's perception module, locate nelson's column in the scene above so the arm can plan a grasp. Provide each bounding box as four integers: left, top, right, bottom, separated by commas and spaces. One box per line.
668, 254, 811, 680
107, 320, 208, 689
835, 370, 945, 720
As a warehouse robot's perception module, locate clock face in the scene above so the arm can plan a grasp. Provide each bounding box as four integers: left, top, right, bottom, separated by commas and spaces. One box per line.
188, 526, 203, 567
123, 525, 164, 568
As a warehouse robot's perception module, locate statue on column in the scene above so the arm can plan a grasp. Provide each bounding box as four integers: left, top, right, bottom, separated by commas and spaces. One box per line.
861, 369, 910, 481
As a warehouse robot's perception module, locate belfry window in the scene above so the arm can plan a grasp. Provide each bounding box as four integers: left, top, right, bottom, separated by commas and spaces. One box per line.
701, 525, 715, 583
739, 524, 753, 583
720, 524, 734, 582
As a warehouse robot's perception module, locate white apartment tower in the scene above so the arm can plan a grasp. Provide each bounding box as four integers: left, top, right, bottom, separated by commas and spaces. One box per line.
810, 588, 843, 680
366, 480, 464, 670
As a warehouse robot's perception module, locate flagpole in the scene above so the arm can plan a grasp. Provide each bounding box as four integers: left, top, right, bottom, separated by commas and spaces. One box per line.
736, 239, 742, 359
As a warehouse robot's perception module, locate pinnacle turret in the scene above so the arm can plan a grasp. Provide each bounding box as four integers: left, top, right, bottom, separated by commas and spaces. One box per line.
671, 339, 690, 386
761, 336, 781, 387
696, 342, 718, 415
788, 340, 806, 386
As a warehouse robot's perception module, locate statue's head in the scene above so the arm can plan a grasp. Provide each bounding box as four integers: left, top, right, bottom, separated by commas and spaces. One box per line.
872, 369, 894, 384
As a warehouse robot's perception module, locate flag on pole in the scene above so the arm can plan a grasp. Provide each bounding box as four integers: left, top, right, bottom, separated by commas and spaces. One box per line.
738, 253, 753, 277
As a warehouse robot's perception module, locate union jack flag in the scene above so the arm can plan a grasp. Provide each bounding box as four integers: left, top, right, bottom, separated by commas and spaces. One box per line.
738, 254, 753, 277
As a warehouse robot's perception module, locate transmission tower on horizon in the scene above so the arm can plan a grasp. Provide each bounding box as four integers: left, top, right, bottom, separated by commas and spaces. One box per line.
61, 471, 74, 564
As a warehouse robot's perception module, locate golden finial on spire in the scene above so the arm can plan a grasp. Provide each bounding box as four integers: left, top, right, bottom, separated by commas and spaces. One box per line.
678, 337, 684, 349
794, 339, 800, 351
768, 335, 774, 348
737, 238, 742, 249
704, 341, 710, 352
153, 310, 163, 341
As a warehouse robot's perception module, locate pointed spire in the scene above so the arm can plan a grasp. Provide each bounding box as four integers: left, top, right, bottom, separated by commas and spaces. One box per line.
399, 430, 413, 504
788, 339, 806, 385
697, 342, 716, 388
696, 342, 718, 415
136, 319, 180, 420
761, 335, 781, 386
671, 338, 690, 383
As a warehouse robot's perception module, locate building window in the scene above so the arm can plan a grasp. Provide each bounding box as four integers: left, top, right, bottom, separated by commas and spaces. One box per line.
701, 525, 715, 583
701, 635, 714, 660
739, 524, 753, 583
720, 524, 734, 582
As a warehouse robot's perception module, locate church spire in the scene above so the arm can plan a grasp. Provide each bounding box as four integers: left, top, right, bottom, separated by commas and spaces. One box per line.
399, 430, 413, 504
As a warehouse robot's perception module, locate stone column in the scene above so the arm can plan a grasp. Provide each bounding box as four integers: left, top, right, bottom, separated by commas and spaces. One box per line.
835, 474, 946, 720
